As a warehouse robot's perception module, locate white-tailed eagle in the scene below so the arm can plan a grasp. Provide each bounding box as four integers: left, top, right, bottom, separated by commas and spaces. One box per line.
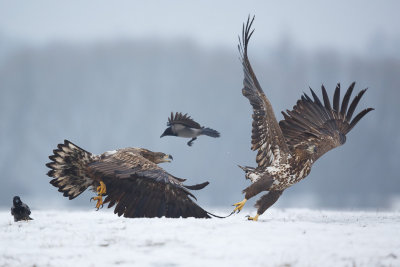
46, 140, 213, 218
233, 16, 374, 221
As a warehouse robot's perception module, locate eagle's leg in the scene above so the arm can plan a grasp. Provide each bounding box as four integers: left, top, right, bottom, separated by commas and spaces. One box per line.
247, 214, 259, 221
233, 177, 273, 214
248, 190, 283, 221
90, 181, 107, 210
97, 181, 106, 195
233, 199, 247, 213
187, 137, 197, 146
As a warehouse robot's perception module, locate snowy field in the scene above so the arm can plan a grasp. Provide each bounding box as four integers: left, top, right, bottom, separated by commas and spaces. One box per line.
1, 208, 399, 267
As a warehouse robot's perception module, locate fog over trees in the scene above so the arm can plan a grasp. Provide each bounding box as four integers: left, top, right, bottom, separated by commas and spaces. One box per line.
0, 35, 399, 210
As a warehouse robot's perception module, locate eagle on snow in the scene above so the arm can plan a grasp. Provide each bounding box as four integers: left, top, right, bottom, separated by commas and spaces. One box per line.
46, 140, 212, 218
233, 16, 374, 221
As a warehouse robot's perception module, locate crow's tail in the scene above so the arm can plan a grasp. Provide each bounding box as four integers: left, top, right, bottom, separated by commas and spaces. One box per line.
201, 127, 220, 138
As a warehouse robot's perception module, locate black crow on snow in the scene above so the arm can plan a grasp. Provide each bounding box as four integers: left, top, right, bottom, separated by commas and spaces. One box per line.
11, 196, 33, 222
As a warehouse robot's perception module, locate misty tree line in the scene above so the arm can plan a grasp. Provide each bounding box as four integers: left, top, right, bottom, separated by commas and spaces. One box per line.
0, 37, 399, 208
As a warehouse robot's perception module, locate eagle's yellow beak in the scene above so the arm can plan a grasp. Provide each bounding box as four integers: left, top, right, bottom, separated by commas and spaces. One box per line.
162, 154, 173, 163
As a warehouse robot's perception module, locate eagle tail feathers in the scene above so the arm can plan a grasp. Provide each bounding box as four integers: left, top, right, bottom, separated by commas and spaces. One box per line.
46, 140, 94, 200
238, 165, 254, 171
238, 165, 257, 182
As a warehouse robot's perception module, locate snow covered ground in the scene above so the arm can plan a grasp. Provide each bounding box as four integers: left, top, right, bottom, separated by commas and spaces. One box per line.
1, 208, 399, 267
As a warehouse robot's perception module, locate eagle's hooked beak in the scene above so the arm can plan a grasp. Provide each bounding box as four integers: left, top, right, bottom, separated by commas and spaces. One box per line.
162, 154, 173, 163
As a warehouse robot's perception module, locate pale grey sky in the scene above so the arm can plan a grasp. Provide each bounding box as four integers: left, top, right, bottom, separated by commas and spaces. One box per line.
0, 0, 399, 54
0, 0, 399, 209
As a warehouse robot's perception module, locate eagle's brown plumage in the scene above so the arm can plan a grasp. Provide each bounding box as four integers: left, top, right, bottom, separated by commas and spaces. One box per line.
46, 140, 211, 218
235, 16, 374, 220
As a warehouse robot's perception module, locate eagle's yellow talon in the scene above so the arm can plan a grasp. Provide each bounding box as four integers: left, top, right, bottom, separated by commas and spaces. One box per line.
248, 214, 259, 221
233, 199, 247, 213
92, 196, 103, 209
92, 181, 106, 210
97, 181, 106, 195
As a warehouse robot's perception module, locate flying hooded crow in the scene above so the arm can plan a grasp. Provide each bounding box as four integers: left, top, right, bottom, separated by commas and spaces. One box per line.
11, 196, 33, 222
160, 112, 220, 146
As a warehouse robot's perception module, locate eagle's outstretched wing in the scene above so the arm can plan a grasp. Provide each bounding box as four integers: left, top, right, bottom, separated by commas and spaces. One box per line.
167, 112, 201, 129
239, 16, 291, 168
87, 151, 210, 218
279, 82, 374, 162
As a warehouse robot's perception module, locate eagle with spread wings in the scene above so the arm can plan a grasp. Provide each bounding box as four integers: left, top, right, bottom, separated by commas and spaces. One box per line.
46, 140, 212, 218
233, 16, 374, 221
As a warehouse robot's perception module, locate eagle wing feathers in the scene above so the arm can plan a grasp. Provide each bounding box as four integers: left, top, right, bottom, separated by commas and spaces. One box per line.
239, 16, 290, 168
279, 83, 374, 161
88, 149, 209, 218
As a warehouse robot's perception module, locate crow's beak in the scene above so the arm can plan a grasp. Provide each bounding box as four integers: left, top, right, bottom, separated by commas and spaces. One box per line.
160, 133, 165, 138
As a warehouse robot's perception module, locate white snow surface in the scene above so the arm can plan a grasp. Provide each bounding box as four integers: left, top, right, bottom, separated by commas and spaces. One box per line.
1, 208, 399, 267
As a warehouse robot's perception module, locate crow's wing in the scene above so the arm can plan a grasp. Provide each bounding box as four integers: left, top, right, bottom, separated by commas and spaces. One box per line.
167, 112, 201, 129
21, 203, 31, 215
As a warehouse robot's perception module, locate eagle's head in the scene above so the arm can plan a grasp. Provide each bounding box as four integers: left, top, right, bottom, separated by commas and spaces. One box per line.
139, 149, 173, 164
153, 152, 174, 164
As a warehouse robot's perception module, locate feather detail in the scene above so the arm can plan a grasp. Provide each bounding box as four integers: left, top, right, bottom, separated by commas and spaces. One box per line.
167, 112, 201, 129
279, 82, 373, 162
239, 15, 290, 168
